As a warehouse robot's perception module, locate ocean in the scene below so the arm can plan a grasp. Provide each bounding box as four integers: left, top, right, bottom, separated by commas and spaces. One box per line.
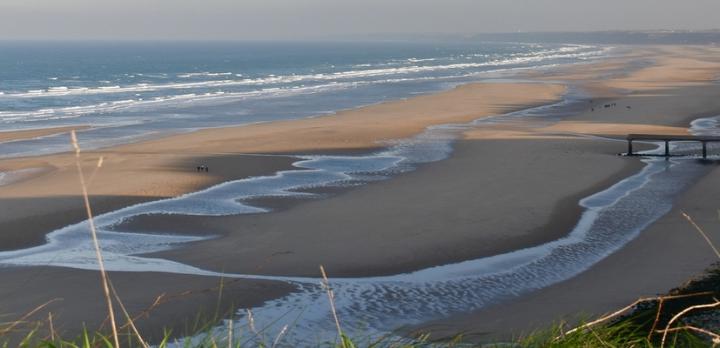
0, 40, 608, 157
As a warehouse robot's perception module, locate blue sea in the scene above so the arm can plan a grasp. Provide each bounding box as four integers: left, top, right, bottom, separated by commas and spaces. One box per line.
0, 40, 608, 157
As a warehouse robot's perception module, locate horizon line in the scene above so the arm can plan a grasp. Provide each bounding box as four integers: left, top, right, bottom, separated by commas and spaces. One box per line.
1, 29, 720, 42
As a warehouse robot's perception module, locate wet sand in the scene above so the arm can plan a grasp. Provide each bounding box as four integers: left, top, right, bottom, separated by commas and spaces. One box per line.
0, 266, 296, 343
0, 125, 89, 143
414, 161, 720, 342
132, 137, 637, 278
2, 45, 720, 343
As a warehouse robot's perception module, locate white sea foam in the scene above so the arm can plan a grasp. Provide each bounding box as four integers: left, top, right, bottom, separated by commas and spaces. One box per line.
0, 82, 362, 123
407, 57, 438, 63
0, 47, 611, 125
0, 46, 608, 99
178, 72, 235, 78
0, 70, 504, 124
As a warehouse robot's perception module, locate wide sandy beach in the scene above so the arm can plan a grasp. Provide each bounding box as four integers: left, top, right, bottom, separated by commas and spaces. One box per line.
3, 45, 720, 343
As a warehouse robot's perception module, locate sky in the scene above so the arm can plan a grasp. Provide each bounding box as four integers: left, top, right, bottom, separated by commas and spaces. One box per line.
0, 0, 719, 40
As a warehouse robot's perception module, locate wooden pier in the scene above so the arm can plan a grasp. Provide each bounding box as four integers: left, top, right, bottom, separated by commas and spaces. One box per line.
627, 134, 720, 158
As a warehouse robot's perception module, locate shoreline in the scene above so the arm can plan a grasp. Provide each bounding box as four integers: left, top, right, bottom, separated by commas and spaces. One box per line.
0, 76, 571, 341
0, 43, 614, 161
0, 82, 566, 252
3, 45, 720, 343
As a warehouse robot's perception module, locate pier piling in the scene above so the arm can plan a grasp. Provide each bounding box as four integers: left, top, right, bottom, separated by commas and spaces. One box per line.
626, 134, 720, 158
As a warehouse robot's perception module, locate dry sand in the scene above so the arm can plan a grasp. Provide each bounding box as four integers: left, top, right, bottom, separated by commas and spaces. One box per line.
3, 45, 720, 343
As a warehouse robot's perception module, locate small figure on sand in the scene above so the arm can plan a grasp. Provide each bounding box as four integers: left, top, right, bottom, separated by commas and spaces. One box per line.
196, 165, 209, 172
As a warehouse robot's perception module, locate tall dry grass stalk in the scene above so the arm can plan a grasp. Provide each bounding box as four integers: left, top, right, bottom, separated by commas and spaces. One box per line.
561, 211, 720, 344
660, 300, 720, 348
0, 299, 59, 336
657, 325, 720, 345
271, 324, 289, 348
108, 279, 148, 348
682, 211, 720, 259
226, 318, 233, 348
246, 309, 260, 342
70, 130, 120, 347
320, 265, 348, 348
560, 292, 713, 338
47, 312, 55, 342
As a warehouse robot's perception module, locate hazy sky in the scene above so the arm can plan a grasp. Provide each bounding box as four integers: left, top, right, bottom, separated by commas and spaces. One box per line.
1, 0, 719, 40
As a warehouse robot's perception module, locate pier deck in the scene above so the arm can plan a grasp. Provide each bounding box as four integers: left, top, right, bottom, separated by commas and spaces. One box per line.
627, 134, 720, 158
